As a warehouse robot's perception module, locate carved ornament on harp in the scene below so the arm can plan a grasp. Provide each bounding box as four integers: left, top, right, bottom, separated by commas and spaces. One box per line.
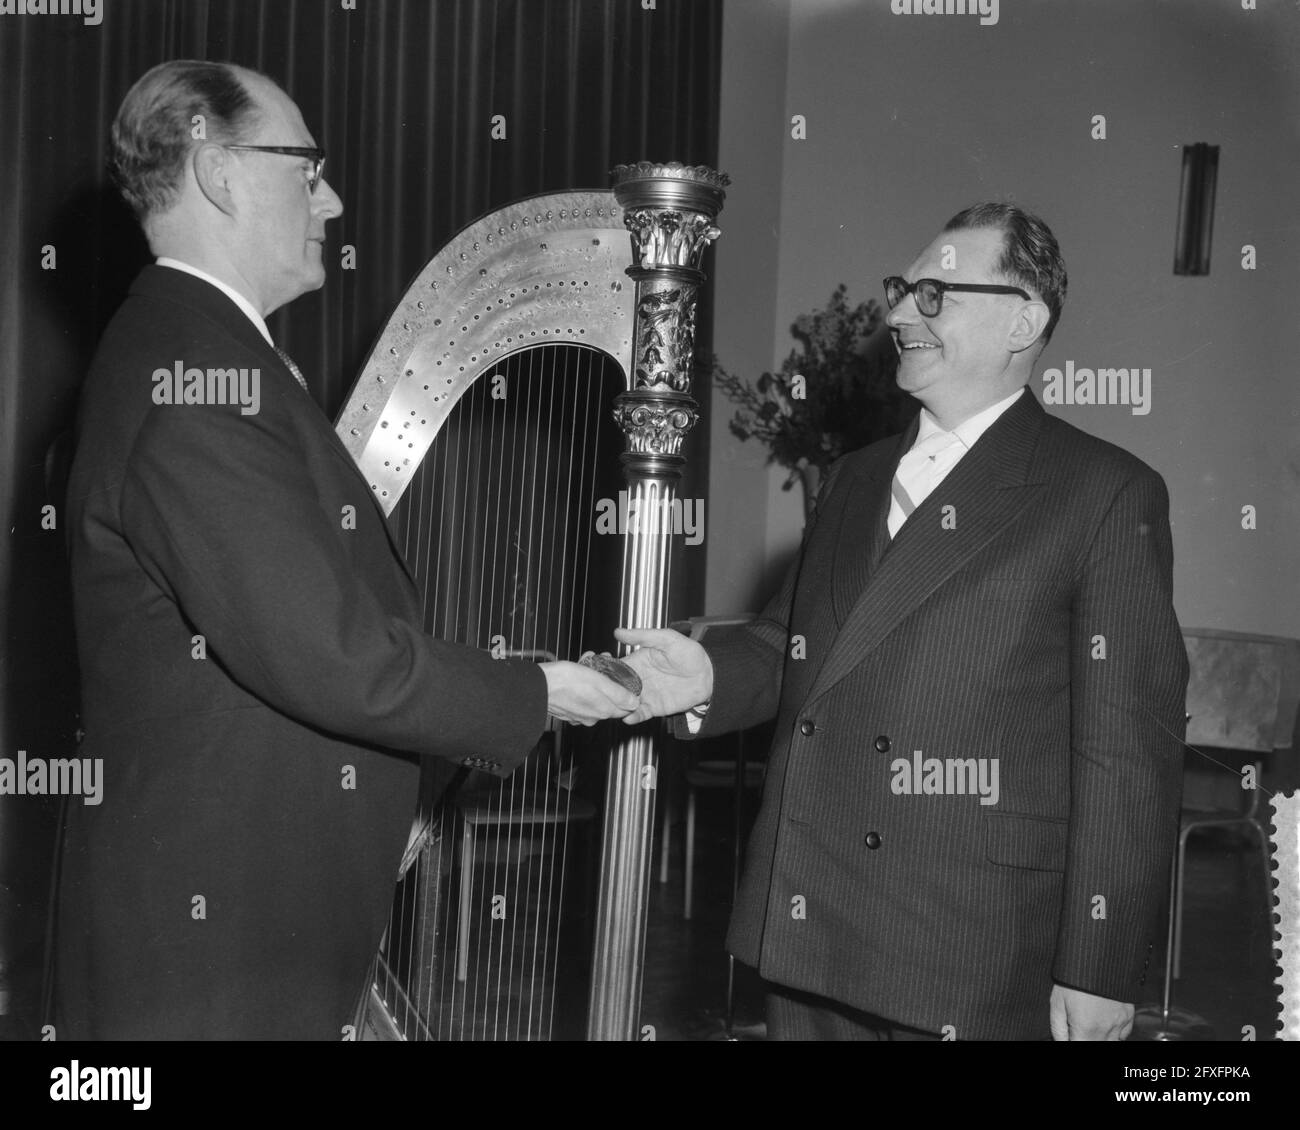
612, 398, 698, 456
632, 285, 699, 392
623, 207, 722, 272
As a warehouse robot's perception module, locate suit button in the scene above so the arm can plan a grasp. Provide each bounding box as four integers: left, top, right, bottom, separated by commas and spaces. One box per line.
873, 735, 890, 753
864, 831, 882, 849
799, 719, 816, 736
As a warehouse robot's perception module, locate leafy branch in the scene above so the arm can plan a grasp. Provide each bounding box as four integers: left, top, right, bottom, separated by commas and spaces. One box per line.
712, 284, 907, 487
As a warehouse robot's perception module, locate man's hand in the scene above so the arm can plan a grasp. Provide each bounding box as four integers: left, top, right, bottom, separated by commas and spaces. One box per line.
539, 661, 639, 726
613, 627, 714, 725
1049, 984, 1134, 1041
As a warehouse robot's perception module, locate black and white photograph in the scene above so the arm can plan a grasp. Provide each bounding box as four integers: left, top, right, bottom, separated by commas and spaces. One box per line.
0, 0, 1295, 1111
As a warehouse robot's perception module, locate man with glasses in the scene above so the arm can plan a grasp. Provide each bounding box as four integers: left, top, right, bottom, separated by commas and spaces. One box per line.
621, 204, 1187, 1040
56, 60, 636, 1039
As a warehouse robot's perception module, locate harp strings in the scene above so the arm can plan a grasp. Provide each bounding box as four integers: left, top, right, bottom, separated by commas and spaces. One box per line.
382, 345, 607, 1039
482, 351, 525, 1040
508, 346, 547, 1039
543, 345, 598, 1040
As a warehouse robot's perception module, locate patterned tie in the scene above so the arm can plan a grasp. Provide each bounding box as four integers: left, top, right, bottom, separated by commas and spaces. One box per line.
274, 344, 310, 392
888, 429, 964, 537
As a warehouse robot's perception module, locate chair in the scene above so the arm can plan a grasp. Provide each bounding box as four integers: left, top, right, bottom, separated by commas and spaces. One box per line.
451, 650, 596, 982
1173, 629, 1300, 980
654, 615, 763, 921
1135, 628, 1300, 1041
454, 768, 596, 981
674, 747, 766, 921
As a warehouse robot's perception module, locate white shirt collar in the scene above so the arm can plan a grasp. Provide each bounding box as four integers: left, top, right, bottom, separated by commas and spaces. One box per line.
155, 257, 273, 347
913, 386, 1026, 453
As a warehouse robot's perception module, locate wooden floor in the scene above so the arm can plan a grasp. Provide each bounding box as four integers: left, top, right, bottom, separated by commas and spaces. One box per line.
362, 783, 1282, 1041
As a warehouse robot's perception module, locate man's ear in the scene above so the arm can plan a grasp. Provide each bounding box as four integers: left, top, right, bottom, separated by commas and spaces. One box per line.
192, 143, 239, 218
1007, 300, 1050, 354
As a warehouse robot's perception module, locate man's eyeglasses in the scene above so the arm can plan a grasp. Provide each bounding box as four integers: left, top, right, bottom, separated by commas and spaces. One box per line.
883, 276, 1031, 318
224, 145, 326, 193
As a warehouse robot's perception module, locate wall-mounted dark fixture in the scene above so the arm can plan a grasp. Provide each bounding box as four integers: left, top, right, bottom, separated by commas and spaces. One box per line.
1174, 143, 1219, 276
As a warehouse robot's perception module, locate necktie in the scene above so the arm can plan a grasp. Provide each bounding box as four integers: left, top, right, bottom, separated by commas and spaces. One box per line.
888, 429, 964, 537
274, 345, 310, 392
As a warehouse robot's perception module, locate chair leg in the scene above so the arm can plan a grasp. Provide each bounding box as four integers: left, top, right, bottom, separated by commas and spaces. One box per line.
1254, 820, 1273, 917
457, 821, 474, 983
659, 780, 674, 885
1173, 826, 1191, 981
684, 786, 697, 921
1158, 844, 1179, 1023
1175, 807, 1275, 982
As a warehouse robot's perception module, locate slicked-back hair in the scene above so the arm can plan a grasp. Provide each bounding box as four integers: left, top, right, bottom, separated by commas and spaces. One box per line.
110, 60, 262, 222
943, 202, 1067, 343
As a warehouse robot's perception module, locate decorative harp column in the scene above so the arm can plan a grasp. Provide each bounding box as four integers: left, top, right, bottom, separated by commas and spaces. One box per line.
587, 161, 728, 1040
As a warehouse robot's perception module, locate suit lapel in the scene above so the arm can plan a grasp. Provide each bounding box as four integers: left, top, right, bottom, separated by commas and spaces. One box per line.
807, 391, 1048, 706
830, 424, 914, 625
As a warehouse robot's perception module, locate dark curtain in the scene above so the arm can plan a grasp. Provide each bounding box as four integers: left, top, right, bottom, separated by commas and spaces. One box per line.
0, 0, 722, 1038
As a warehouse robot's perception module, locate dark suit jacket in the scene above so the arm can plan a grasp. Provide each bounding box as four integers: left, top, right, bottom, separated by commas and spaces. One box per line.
684, 389, 1188, 1040
57, 265, 547, 1039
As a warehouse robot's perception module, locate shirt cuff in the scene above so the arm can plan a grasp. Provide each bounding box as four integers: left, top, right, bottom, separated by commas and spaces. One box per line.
683, 699, 710, 734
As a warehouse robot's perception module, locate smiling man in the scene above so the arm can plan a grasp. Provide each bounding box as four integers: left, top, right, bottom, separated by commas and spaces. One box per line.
620, 203, 1189, 1041
55, 60, 635, 1040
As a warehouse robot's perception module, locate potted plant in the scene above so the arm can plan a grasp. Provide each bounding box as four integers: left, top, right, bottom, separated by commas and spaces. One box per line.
712, 285, 911, 520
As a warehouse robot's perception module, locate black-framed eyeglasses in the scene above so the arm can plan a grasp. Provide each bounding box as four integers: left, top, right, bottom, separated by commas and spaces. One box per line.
224, 145, 326, 192
883, 276, 1031, 318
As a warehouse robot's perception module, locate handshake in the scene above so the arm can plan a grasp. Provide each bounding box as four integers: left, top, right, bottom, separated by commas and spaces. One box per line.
538, 627, 714, 727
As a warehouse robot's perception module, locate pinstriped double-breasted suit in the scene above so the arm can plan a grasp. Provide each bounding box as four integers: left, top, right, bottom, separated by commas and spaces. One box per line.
681, 388, 1187, 1039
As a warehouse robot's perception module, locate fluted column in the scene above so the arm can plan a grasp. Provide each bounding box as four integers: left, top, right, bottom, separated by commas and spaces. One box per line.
587, 162, 728, 1041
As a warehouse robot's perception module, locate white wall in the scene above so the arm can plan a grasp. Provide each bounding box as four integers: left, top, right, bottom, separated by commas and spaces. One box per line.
708, 0, 1300, 637
707, 0, 795, 612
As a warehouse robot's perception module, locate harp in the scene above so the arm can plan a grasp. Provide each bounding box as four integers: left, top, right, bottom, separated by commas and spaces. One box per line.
335, 163, 728, 1040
